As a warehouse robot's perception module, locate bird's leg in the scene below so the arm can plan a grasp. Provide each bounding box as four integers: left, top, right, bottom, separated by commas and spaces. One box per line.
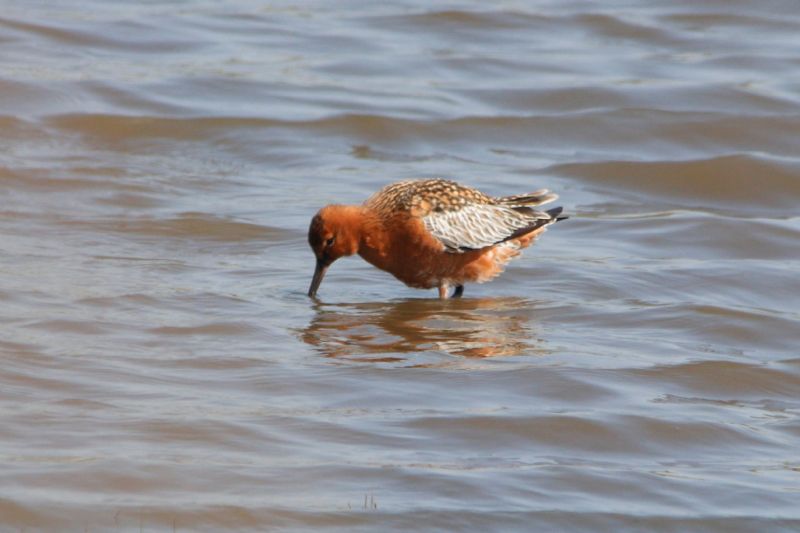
438, 284, 449, 299
438, 284, 464, 299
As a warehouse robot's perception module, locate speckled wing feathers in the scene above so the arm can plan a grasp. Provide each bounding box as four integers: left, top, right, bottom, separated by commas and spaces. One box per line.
366, 179, 559, 253
365, 179, 492, 216
423, 203, 551, 252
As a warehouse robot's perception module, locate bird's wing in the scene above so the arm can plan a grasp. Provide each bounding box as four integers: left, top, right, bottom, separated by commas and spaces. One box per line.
422, 203, 554, 253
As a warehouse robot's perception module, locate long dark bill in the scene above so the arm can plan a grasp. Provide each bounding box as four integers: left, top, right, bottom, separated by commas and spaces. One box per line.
307, 259, 329, 298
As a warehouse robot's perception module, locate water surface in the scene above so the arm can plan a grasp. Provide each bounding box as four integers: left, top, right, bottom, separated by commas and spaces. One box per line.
1, 1, 799, 531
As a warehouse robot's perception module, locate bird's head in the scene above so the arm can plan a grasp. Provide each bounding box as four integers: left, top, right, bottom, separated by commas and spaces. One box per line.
307, 205, 363, 298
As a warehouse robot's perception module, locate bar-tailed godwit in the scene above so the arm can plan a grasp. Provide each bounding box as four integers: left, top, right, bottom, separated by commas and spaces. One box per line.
307, 178, 566, 299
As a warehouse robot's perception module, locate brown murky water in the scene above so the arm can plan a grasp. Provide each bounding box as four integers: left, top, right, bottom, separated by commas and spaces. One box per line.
2, 1, 800, 531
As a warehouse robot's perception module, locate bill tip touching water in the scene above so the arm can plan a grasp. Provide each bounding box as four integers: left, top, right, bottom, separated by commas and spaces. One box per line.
307, 178, 567, 299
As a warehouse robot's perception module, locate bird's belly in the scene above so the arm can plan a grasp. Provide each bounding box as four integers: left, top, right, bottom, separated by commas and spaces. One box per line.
357, 216, 530, 289
358, 243, 441, 289
360, 242, 519, 289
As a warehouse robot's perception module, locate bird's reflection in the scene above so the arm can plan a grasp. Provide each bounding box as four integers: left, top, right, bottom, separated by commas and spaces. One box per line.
300, 296, 548, 363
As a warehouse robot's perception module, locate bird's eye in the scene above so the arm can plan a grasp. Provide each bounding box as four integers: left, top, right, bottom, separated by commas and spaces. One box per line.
325, 237, 335, 247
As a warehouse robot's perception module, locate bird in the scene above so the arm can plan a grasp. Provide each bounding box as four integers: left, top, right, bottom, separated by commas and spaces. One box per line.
307, 178, 566, 299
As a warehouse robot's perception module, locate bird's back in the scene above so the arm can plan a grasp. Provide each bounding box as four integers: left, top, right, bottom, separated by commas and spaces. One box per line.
365, 178, 494, 219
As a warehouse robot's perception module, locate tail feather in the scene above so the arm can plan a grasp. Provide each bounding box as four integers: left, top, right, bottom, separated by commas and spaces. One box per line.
546, 206, 568, 222
500, 205, 566, 245
496, 189, 558, 207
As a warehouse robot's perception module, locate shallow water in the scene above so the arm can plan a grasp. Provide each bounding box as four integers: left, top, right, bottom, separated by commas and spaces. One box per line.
2, 1, 799, 531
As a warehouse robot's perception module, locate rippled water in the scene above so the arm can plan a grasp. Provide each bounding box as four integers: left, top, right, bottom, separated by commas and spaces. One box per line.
2, 1, 799, 531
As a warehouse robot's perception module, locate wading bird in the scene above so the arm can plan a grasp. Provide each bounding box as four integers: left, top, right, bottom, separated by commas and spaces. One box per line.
307, 178, 566, 299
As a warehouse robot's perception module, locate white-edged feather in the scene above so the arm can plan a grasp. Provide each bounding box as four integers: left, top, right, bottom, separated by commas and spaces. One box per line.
422, 204, 551, 252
